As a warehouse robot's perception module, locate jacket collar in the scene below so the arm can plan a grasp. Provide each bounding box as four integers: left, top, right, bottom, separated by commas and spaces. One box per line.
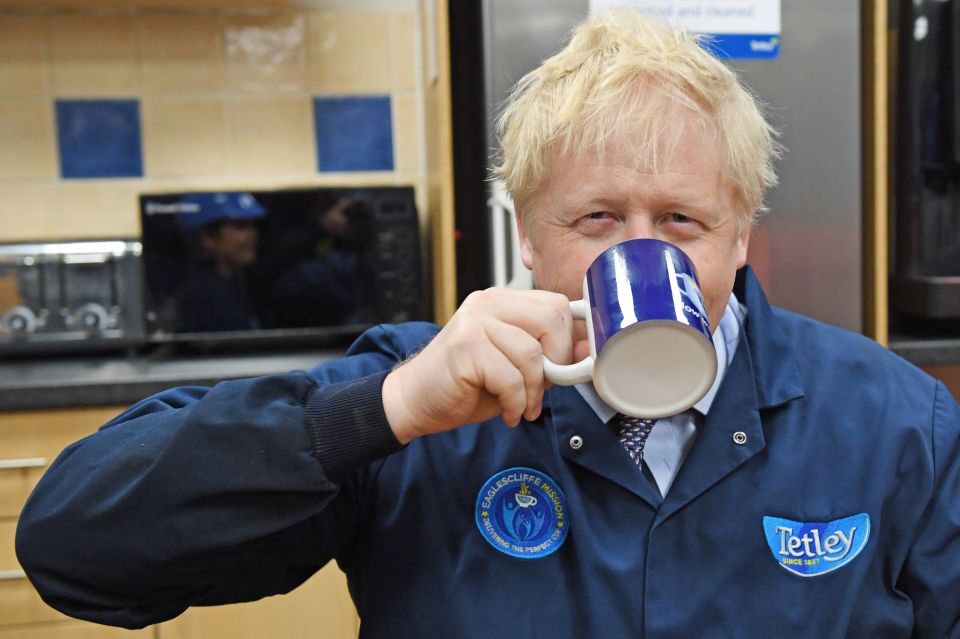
544, 265, 805, 515
734, 265, 805, 409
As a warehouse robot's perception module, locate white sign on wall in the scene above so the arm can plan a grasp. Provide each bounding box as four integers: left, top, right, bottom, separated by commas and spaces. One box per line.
589, 0, 781, 59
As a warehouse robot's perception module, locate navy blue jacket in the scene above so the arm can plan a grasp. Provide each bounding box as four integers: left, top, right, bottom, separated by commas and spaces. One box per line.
16, 268, 960, 637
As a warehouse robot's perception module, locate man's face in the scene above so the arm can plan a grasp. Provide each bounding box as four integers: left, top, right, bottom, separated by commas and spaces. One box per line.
202, 220, 259, 270
517, 117, 749, 334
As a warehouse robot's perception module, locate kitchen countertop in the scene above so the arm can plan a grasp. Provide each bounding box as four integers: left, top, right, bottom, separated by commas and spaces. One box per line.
2, 334, 957, 413
889, 335, 960, 367
0, 348, 342, 411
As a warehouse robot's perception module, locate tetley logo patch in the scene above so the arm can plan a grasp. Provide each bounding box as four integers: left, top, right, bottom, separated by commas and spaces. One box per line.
763, 513, 870, 577
475, 467, 569, 559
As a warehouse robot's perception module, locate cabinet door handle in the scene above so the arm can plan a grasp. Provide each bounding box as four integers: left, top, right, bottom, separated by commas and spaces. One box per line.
0, 569, 27, 581
0, 457, 47, 470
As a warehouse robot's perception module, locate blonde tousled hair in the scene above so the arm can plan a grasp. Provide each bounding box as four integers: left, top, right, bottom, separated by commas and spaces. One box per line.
495, 10, 781, 230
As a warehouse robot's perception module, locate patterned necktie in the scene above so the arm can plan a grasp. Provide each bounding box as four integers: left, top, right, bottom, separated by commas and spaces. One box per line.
616, 414, 657, 467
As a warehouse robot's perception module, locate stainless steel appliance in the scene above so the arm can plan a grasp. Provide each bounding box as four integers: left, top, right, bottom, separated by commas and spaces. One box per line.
0, 240, 145, 354
452, 0, 865, 332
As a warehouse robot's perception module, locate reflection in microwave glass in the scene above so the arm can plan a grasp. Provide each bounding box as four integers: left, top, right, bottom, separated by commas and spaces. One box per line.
149, 193, 374, 335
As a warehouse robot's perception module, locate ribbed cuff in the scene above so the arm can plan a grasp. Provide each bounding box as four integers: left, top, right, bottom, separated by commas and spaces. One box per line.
304, 370, 405, 478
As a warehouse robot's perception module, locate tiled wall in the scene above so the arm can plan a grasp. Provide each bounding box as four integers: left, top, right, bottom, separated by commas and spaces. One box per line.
0, 1, 429, 242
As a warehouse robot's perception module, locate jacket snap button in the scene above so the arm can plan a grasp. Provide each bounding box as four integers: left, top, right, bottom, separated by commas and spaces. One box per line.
569, 435, 584, 450
732, 431, 748, 445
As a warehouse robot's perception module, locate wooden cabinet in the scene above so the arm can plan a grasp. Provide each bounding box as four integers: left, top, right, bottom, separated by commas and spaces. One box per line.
157, 565, 358, 639
0, 622, 152, 639
0, 519, 81, 627
3, 407, 359, 639
0, 407, 123, 520
0, 407, 148, 636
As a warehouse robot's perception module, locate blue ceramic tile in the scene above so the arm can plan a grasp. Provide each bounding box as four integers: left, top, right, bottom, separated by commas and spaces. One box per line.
314, 96, 393, 172
55, 99, 143, 179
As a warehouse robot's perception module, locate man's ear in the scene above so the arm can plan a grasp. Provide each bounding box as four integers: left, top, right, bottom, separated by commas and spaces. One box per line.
515, 207, 534, 270
736, 226, 751, 269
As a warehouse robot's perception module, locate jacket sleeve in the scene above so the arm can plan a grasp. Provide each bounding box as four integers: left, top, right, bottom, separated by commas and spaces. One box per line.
900, 382, 960, 639
14, 323, 433, 629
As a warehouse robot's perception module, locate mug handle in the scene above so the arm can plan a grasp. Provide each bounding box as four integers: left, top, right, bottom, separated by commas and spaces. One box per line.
542, 299, 593, 386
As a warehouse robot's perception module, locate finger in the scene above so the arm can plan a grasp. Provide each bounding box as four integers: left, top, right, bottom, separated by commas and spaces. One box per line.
463, 289, 575, 364
482, 319, 546, 421
573, 338, 591, 363
470, 339, 529, 427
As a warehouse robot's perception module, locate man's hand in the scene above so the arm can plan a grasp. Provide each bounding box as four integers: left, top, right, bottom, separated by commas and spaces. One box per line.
382, 288, 582, 444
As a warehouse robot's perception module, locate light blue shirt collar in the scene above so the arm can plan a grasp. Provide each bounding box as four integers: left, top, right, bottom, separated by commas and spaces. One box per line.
574, 292, 746, 422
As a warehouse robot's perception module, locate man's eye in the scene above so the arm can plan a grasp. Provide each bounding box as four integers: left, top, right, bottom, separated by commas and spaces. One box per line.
667, 213, 693, 224
584, 212, 609, 220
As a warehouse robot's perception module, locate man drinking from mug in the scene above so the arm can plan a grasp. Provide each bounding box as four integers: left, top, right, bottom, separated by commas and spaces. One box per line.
16, 10, 960, 638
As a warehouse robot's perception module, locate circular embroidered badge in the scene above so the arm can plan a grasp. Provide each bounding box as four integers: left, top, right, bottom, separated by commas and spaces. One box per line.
475, 466, 569, 559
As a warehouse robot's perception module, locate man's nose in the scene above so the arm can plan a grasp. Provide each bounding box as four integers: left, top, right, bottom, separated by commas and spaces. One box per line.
622, 214, 658, 241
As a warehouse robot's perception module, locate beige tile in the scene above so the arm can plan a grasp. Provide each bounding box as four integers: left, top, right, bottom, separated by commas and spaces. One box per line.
226, 97, 314, 175
419, 3, 437, 87
224, 11, 307, 95
0, 101, 57, 180
0, 14, 50, 98
142, 98, 228, 177
393, 93, 420, 172
0, 14, 48, 54
50, 12, 138, 97
56, 181, 141, 239
390, 10, 417, 91
422, 91, 441, 173
307, 11, 390, 93
139, 11, 225, 95
411, 177, 428, 221
0, 184, 60, 242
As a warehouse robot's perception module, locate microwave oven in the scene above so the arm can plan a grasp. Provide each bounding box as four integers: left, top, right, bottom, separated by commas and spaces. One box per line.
139, 185, 428, 350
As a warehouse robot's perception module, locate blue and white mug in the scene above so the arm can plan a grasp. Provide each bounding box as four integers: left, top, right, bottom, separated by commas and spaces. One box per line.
543, 238, 718, 418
